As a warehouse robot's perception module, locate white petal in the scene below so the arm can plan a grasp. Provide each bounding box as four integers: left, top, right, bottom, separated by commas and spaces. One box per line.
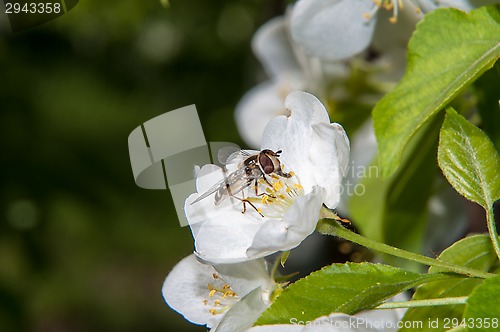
252, 16, 301, 77
261, 91, 349, 209
283, 91, 330, 125
214, 259, 274, 296
261, 91, 331, 193
161, 254, 220, 328
195, 164, 224, 193
185, 165, 243, 226
247, 186, 324, 257
213, 287, 270, 332
186, 164, 263, 227
193, 213, 262, 264
235, 76, 306, 149
291, 0, 376, 61
246, 326, 303, 332
310, 122, 350, 209
372, 3, 419, 53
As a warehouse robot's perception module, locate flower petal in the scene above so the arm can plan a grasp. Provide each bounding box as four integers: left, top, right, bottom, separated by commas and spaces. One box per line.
291, 0, 376, 61
214, 259, 274, 296
252, 16, 301, 78
371, 3, 419, 53
246, 326, 303, 332
235, 75, 305, 149
213, 287, 270, 332
261, 91, 349, 209
310, 122, 350, 209
247, 186, 324, 257
261, 91, 331, 192
161, 254, 221, 328
193, 213, 262, 264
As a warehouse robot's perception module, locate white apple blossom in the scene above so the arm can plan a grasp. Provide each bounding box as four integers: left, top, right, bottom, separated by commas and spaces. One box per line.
290, 0, 498, 62
186, 91, 349, 264
236, 15, 349, 148
236, 8, 408, 149
162, 254, 276, 332
290, 0, 419, 62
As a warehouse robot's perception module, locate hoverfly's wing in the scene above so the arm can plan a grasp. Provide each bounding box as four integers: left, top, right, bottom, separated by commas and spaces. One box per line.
190, 177, 227, 205
222, 149, 260, 166
217, 145, 243, 165
214, 168, 254, 205
191, 167, 250, 205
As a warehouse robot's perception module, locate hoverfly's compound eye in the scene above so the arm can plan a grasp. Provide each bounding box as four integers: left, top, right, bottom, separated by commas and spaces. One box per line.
259, 153, 274, 174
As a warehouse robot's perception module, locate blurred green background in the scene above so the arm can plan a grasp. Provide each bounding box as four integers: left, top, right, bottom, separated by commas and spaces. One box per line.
0, 0, 285, 331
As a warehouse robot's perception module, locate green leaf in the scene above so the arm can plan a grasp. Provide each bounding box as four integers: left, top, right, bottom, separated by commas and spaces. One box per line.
255, 262, 450, 326
382, 114, 441, 270
348, 156, 386, 243
438, 108, 500, 209
400, 235, 498, 332
349, 116, 441, 272
464, 274, 500, 332
474, 63, 500, 152
373, 5, 500, 178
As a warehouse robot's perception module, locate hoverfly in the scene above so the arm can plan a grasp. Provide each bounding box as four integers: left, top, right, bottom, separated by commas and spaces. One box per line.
190, 149, 292, 216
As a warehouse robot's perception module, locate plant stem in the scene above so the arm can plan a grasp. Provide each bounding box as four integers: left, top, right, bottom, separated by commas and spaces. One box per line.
486, 206, 500, 261
317, 210, 493, 279
376, 296, 467, 309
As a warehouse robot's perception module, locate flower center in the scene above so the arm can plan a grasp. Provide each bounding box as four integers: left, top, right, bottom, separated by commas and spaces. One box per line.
363, 0, 420, 23
246, 171, 304, 219
203, 273, 239, 316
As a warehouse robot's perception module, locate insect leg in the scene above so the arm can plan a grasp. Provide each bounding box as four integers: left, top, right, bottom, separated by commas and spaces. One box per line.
262, 174, 273, 187
240, 188, 247, 213
232, 194, 264, 218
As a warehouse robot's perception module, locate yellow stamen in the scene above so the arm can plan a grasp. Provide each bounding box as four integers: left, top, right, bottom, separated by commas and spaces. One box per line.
209, 289, 217, 297
223, 290, 236, 298
294, 183, 303, 190
273, 180, 284, 191
261, 195, 269, 204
